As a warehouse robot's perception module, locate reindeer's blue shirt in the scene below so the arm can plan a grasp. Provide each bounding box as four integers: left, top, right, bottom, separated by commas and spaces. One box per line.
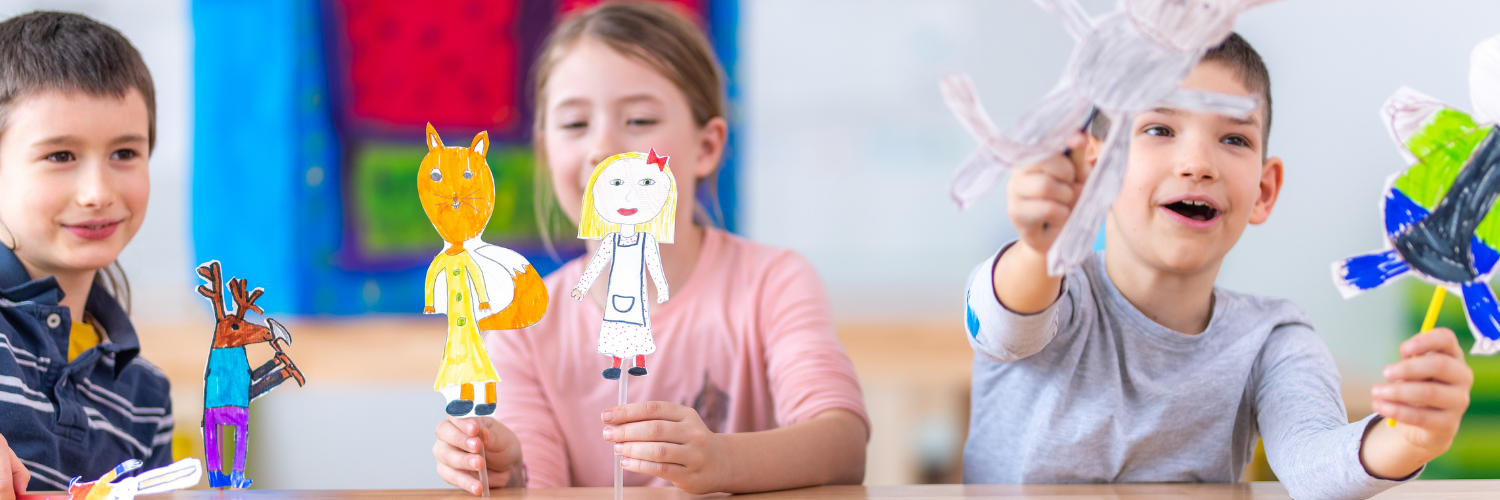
205, 347, 250, 408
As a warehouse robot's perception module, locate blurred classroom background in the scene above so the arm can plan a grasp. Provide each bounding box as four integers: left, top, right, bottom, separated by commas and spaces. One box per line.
6, 0, 1500, 488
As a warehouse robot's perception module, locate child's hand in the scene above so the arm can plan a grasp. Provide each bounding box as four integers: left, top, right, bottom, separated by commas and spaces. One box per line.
570, 288, 585, 301
1007, 131, 1091, 256
1360, 327, 1473, 479
603, 401, 728, 494
433, 417, 525, 494
0, 433, 28, 500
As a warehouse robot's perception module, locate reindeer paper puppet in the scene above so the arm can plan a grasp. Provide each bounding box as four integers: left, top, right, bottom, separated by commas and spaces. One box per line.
1333, 34, 1500, 356
419, 124, 548, 417
66, 459, 202, 500
195, 261, 305, 489
941, 0, 1276, 275
570, 150, 675, 380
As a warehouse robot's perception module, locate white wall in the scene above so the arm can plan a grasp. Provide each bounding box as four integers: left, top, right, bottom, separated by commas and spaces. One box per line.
742, 0, 1500, 381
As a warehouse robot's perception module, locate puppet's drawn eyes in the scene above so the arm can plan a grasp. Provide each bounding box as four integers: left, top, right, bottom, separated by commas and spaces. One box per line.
430, 169, 442, 182
610, 179, 624, 186
639, 178, 656, 186
463, 169, 474, 180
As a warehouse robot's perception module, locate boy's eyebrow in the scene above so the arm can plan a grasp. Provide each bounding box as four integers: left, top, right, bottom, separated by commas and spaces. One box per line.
33, 135, 81, 147
1146, 106, 1260, 127
110, 134, 148, 145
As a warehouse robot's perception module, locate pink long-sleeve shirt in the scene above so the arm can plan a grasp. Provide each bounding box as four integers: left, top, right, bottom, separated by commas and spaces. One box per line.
485, 228, 869, 487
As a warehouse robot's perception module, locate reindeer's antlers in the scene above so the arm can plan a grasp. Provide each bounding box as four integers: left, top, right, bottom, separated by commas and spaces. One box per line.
195, 261, 225, 320
227, 278, 265, 319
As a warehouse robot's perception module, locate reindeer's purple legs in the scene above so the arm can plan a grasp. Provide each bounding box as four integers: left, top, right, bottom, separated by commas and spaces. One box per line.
204, 406, 250, 488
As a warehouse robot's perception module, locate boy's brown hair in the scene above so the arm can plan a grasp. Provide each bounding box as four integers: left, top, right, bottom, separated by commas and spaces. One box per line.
0, 11, 156, 150
1092, 32, 1273, 154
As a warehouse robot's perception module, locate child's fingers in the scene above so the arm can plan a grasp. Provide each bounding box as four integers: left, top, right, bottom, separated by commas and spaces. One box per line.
1065, 131, 1092, 182
602, 401, 691, 425
435, 456, 484, 495
614, 441, 693, 467
1011, 171, 1077, 207
1021, 154, 1080, 186
433, 438, 484, 473
1384, 354, 1474, 387
1, 435, 25, 500
1372, 399, 1455, 430
1010, 199, 1070, 230
1401, 327, 1462, 359
436, 418, 480, 452
1373, 381, 1471, 412
604, 420, 693, 445
620, 457, 691, 484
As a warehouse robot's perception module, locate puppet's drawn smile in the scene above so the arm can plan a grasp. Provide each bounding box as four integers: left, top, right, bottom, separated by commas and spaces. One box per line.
618, 208, 639, 216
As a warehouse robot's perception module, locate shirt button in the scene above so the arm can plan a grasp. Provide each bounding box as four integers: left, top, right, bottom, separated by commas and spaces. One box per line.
46, 313, 61, 328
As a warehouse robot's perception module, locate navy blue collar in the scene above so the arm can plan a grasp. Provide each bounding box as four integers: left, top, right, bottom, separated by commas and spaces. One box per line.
0, 245, 140, 376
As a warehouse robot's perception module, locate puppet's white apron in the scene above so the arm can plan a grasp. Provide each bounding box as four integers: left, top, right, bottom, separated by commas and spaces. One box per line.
598, 233, 656, 356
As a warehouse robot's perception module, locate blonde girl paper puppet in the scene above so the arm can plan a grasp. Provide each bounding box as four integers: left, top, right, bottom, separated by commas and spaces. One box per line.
570, 150, 676, 380
420, 124, 549, 417
941, 0, 1276, 276
1333, 34, 1500, 356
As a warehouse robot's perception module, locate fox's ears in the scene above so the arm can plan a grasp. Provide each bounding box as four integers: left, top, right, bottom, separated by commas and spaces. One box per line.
471, 131, 489, 157
426, 123, 489, 157
426, 123, 444, 151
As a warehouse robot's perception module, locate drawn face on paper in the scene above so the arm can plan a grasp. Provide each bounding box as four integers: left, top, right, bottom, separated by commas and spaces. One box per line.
591, 157, 672, 226
419, 124, 495, 245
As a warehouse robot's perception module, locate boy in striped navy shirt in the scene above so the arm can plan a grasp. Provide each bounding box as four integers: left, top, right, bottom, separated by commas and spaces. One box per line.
0, 11, 173, 496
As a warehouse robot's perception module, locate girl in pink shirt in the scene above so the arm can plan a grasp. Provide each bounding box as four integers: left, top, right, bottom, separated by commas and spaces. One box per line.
432, 2, 870, 494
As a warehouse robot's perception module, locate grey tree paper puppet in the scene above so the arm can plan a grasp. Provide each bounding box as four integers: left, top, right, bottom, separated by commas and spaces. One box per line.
570, 150, 676, 380
941, 0, 1276, 275
1332, 33, 1500, 356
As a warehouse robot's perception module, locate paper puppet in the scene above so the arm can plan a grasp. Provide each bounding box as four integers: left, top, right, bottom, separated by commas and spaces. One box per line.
1333, 34, 1500, 356
195, 261, 306, 489
570, 150, 675, 380
65, 459, 202, 500
419, 123, 548, 418
941, 0, 1276, 275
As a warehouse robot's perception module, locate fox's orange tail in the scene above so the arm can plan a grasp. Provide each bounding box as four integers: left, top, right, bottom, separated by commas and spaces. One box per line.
478, 265, 549, 330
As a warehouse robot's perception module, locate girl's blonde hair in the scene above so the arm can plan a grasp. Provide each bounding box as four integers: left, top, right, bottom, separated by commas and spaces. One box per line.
577, 151, 677, 244
531, 1, 727, 258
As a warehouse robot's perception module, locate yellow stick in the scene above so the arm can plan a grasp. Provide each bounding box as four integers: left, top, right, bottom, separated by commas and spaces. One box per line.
1390, 286, 1448, 427
1421, 287, 1447, 333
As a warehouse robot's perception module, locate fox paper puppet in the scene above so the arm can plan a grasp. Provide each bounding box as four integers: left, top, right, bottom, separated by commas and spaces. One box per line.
941, 0, 1277, 275
1332, 34, 1500, 356
195, 261, 305, 489
419, 124, 548, 417
570, 150, 676, 380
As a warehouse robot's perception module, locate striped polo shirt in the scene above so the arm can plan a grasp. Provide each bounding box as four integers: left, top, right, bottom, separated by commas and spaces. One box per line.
0, 246, 173, 490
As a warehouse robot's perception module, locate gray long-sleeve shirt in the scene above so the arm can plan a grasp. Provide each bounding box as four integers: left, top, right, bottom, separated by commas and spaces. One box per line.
962, 245, 1416, 500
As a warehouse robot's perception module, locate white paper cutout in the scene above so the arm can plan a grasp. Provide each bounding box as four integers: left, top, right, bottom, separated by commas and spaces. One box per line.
941, 0, 1275, 276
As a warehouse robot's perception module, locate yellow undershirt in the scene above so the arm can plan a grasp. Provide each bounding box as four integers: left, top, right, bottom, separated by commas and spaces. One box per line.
68, 320, 100, 362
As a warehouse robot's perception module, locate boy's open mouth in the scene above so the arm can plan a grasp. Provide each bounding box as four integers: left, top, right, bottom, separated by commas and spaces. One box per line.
1164, 200, 1219, 222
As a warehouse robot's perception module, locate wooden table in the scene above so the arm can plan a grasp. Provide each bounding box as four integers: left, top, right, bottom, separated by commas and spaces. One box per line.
19, 482, 1500, 499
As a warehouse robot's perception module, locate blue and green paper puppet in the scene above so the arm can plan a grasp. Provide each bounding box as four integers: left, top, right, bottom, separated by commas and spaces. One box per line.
1333, 33, 1500, 355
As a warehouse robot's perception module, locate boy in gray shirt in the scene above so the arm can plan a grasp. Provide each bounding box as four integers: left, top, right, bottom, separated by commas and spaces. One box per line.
962, 34, 1474, 500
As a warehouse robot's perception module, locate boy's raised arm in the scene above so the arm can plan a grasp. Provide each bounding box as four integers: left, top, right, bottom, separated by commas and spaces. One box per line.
993, 132, 1092, 313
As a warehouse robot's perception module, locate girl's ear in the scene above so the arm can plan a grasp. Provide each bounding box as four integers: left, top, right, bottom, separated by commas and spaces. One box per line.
470, 131, 489, 157
696, 117, 729, 178
426, 123, 444, 151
